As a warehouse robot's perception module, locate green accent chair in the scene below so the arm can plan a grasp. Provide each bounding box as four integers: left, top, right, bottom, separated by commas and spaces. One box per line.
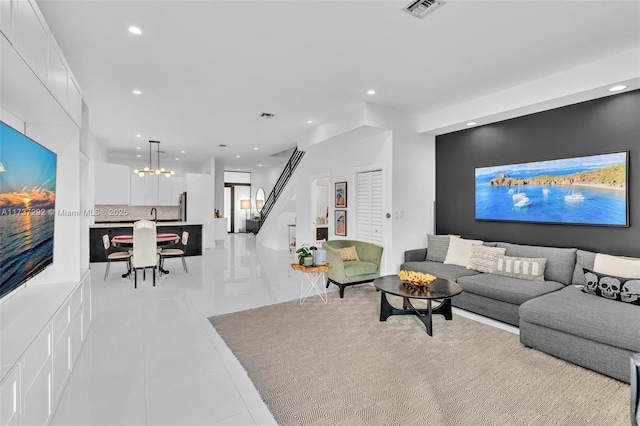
323, 240, 383, 298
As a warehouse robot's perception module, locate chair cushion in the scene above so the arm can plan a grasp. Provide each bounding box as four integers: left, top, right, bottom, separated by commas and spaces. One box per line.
457, 273, 564, 305
338, 246, 359, 261
107, 252, 130, 260
161, 248, 184, 256
344, 261, 378, 278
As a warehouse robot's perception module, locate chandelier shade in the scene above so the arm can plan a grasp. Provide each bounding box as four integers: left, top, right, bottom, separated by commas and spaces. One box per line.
133, 141, 175, 177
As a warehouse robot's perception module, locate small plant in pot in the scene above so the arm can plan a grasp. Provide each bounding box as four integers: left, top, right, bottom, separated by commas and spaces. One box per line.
296, 246, 315, 266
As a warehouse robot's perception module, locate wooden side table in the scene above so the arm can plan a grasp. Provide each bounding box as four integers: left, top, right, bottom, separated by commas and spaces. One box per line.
291, 263, 331, 304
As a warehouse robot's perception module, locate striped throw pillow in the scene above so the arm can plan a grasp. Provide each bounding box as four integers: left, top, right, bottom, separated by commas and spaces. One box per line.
494, 255, 547, 281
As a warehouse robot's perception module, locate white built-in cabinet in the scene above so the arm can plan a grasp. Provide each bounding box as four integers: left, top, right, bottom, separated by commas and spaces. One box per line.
0, 0, 82, 126
130, 175, 185, 206
0, 272, 92, 426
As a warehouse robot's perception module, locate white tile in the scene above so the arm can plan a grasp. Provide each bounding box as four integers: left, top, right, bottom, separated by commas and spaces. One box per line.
146, 371, 247, 425
51, 234, 279, 426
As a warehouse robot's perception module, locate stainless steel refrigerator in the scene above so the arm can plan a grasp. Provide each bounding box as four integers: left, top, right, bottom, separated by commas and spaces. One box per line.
178, 192, 187, 221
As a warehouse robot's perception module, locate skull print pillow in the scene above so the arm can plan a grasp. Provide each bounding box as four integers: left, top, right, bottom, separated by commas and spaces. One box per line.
582, 268, 640, 305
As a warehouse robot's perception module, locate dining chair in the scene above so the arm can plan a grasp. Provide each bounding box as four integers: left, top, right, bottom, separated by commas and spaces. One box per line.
102, 234, 131, 280
160, 231, 189, 273
131, 220, 160, 288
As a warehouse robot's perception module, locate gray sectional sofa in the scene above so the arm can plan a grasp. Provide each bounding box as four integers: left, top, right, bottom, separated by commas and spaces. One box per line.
402, 241, 640, 383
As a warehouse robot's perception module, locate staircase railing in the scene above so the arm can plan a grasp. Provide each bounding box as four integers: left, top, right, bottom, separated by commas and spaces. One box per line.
259, 148, 305, 229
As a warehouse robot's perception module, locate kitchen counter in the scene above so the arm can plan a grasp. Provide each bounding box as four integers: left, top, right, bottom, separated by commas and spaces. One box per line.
91, 221, 202, 228
90, 222, 203, 262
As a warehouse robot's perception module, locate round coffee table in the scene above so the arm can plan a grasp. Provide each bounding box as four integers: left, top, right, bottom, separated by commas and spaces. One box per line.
373, 275, 462, 336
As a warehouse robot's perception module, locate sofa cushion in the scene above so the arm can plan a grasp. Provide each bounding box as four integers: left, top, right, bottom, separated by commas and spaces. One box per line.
496, 242, 576, 285
457, 274, 564, 305
400, 261, 479, 282
494, 255, 546, 282
519, 285, 640, 353
343, 261, 378, 278
582, 268, 640, 305
593, 253, 640, 277
426, 234, 451, 262
443, 236, 483, 267
467, 245, 506, 273
572, 249, 596, 285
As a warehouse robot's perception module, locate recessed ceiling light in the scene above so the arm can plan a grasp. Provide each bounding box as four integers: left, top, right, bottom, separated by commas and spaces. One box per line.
307, 120, 313, 124
258, 163, 262, 167
136, 134, 141, 138
137, 154, 141, 158
133, 90, 142, 95
367, 90, 376, 95
180, 150, 185, 154
236, 155, 240, 158
128, 26, 142, 35
466, 121, 477, 126
175, 158, 179, 161
608, 85, 628, 92
253, 147, 259, 150
136, 146, 141, 150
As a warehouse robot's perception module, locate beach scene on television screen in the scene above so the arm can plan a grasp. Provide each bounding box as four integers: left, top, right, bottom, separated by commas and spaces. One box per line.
0, 123, 57, 297
475, 152, 627, 226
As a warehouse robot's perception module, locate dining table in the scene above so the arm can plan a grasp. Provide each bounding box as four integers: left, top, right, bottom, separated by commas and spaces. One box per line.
111, 233, 180, 276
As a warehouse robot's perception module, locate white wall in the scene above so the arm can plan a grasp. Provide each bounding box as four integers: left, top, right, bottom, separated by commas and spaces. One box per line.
186, 172, 215, 248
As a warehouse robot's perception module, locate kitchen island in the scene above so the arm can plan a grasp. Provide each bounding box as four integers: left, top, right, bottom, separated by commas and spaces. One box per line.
89, 222, 203, 262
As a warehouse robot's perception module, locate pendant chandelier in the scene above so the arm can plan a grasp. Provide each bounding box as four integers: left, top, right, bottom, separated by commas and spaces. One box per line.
133, 140, 175, 177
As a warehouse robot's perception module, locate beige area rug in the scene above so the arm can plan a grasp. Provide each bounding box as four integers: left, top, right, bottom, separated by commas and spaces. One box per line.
209, 285, 629, 426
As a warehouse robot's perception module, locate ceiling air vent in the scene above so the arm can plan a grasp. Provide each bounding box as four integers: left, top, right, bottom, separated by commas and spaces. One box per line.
259, 112, 276, 118
402, 0, 445, 19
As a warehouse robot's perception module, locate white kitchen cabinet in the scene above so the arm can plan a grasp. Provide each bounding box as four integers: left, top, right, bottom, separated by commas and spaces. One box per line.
130, 175, 184, 206
95, 162, 130, 205
158, 176, 173, 205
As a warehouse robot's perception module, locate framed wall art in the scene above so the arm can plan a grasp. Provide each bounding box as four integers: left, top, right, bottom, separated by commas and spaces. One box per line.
335, 210, 347, 236
474, 151, 628, 226
335, 182, 347, 208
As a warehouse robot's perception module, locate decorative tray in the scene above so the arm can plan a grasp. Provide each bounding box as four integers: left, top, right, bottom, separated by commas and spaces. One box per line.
398, 270, 437, 288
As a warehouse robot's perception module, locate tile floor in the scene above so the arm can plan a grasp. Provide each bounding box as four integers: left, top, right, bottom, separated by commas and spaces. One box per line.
51, 233, 517, 426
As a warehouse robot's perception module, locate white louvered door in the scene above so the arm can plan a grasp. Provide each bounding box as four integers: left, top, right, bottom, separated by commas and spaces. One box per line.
356, 169, 383, 245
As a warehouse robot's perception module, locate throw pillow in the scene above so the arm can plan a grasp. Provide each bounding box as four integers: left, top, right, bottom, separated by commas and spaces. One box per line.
593, 253, 640, 278
582, 268, 640, 305
338, 246, 359, 261
443, 236, 483, 267
425, 234, 451, 262
494, 255, 546, 281
467, 245, 507, 273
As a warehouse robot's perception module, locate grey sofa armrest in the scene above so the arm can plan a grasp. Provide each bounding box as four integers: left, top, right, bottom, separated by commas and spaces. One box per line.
404, 248, 427, 262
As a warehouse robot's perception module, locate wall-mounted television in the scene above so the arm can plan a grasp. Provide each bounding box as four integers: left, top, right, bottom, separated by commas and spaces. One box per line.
0, 121, 57, 299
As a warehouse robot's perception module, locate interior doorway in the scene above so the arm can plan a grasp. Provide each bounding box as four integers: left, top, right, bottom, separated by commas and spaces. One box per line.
224, 184, 251, 233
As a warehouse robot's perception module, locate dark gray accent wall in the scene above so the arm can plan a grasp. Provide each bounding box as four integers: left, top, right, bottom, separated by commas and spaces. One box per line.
435, 90, 639, 257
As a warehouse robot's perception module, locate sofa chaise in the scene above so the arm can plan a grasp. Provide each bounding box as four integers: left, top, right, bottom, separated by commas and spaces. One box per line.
402, 235, 640, 383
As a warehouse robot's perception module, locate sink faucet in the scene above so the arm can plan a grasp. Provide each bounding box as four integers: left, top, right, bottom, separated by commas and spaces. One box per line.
151, 207, 157, 223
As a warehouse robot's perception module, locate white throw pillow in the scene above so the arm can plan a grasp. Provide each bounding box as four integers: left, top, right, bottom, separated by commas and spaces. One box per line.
593, 253, 640, 278
467, 245, 507, 273
443, 236, 483, 268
